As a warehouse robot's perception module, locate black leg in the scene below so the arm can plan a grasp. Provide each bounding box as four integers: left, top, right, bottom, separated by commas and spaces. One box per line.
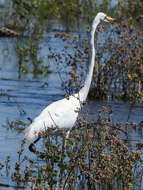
29, 137, 41, 153
28, 137, 48, 159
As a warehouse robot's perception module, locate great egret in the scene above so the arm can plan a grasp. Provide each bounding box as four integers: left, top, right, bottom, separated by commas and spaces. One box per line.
25, 12, 114, 153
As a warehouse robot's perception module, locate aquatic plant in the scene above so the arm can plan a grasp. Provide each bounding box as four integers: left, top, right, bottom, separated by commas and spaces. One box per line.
11, 0, 51, 78
0, 106, 142, 189
88, 21, 143, 102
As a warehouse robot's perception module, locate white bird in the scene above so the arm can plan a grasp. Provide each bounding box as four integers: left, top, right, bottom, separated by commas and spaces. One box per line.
25, 12, 114, 152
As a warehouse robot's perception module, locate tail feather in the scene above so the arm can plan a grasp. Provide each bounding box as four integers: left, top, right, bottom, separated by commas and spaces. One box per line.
24, 120, 47, 142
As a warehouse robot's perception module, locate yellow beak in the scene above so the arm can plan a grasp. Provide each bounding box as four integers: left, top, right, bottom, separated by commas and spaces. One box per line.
106, 16, 115, 22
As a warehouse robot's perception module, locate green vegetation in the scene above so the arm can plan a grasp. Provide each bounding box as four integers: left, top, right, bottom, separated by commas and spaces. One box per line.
89, 21, 143, 102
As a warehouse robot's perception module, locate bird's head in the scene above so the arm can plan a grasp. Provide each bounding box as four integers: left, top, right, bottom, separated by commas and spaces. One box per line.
96, 12, 115, 23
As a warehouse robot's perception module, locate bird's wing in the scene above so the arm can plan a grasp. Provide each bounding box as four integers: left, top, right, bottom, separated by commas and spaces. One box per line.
34, 94, 80, 129
25, 94, 80, 141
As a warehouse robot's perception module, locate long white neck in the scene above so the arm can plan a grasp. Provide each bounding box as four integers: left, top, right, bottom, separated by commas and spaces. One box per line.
79, 17, 100, 101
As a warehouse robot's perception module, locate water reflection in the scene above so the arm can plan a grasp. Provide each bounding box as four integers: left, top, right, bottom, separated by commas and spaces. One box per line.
0, 38, 18, 79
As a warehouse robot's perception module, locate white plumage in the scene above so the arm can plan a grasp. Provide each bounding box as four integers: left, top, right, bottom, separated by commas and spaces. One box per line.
25, 12, 114, 145
25, 94, 80, 141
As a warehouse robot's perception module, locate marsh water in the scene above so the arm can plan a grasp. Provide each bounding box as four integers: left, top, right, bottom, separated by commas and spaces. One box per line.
0, 1, 143, 189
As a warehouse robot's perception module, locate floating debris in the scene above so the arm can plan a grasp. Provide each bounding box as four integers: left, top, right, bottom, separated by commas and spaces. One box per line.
0, 27, 19, 37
